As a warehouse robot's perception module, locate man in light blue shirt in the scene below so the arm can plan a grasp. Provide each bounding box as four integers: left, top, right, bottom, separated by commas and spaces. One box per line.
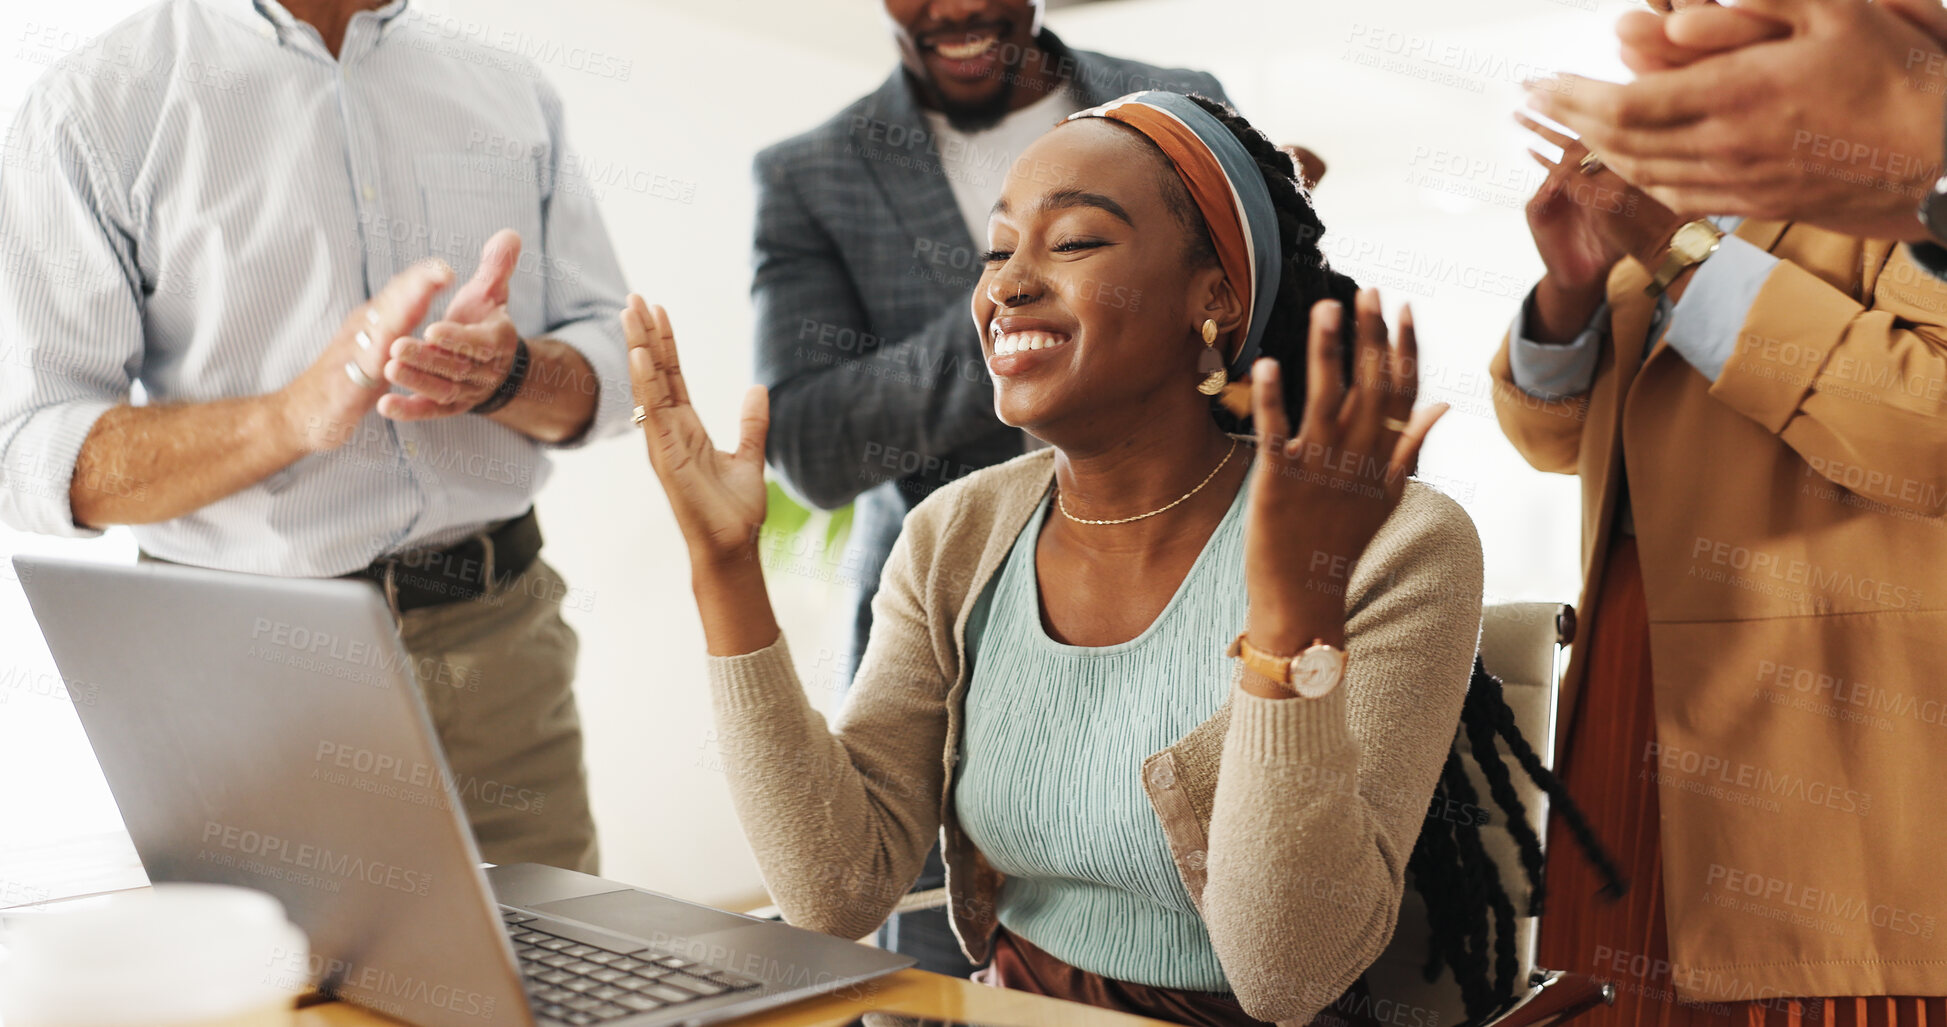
0, 0, 634, 871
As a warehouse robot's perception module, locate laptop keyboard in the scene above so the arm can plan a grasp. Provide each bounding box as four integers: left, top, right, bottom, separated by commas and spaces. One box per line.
502, 909, 762, 1024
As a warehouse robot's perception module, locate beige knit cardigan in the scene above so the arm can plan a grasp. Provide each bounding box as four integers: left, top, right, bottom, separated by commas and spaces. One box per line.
706, 445, 1485, 1023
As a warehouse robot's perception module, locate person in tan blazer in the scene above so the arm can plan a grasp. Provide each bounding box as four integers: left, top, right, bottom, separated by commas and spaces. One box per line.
1493, 113, 1947, 1027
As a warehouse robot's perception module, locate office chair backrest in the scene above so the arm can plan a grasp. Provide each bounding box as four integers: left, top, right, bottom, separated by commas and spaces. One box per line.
1354, 602, 1566, 1027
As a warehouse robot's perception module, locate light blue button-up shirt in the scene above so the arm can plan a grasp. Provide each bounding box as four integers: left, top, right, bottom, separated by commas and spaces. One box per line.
0, 0, 632, 576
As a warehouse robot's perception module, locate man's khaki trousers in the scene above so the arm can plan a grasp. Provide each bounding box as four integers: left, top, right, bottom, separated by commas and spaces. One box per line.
396, 557, 598, 873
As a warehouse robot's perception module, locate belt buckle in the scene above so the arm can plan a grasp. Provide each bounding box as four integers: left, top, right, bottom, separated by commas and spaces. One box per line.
375, 554, 405, 620
375, 525, 504, 618
477, 529, 497, 596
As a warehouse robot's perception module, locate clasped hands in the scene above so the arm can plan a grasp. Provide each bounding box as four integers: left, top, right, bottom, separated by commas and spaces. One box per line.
285, 228, 527, 452
1524, 0, 1947, 242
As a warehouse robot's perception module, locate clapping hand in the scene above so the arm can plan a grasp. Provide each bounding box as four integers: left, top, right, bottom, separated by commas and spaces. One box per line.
1520, 113, 1684, 287
380, 228, 527, 420
1518, 113, 1684, 342
1614, 3, 1786, 74
1527, 0, 1947, 241
280, 259, 452, 452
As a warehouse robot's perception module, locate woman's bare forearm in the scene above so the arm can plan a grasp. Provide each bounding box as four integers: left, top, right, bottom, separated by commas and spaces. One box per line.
690, 546, 783, 657
69, 393, 307, 529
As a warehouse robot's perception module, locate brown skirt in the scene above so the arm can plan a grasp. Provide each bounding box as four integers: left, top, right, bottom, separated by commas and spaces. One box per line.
974, 928, 1391, 1027
1538, 536, 1947, 1027
974, 928, 1274, 1027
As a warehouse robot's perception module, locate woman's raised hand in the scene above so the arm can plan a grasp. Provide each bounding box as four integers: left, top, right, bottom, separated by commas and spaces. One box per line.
1241, 290, 1446, 656
623, 294, 770, 565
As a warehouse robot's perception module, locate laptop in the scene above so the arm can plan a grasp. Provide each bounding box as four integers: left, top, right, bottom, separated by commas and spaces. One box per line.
14, 554, 913, 1027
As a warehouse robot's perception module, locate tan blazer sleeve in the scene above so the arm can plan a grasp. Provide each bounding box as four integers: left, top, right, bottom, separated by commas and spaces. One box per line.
1488, 329, 1593, 475
703, 500, 953, 942
1712, 245, 1947, 515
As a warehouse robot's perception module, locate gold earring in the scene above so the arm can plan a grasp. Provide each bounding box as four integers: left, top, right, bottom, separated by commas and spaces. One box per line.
1196, 319, 1227, 395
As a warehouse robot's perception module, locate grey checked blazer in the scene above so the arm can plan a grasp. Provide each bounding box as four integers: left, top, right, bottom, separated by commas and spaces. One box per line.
752, 34, 1229, 683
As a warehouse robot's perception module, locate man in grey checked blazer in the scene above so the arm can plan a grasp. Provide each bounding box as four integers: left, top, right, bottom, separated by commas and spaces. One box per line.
749, 4, 1228, 976
753, 37, 1228, 687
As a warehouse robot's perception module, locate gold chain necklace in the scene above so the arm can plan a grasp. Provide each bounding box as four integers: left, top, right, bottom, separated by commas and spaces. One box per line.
1056, 439, 1240, 526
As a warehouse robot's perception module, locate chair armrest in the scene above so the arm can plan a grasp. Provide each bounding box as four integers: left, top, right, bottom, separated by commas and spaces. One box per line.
741, 888, 949, 928
1482, 969, 1615, 1027
893, 887, 949, 915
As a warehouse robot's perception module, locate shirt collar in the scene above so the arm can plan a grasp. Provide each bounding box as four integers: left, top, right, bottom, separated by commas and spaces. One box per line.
199, 0, 409, 46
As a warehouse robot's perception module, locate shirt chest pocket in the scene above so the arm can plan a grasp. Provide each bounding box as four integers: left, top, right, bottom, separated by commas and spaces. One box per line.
413, 154, 547, 330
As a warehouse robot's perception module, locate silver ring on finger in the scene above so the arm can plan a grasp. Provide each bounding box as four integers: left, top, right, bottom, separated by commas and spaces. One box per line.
1577, 152, 1605, 176
344, 361, 380, 389
632, 405, 648, 426
1382, 416, 1411, 433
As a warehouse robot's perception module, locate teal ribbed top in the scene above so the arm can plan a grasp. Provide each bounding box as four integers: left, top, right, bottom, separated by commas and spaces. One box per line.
954, 472, 1250, 992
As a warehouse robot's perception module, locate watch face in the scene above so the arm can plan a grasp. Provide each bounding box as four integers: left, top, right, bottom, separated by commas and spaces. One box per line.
1923, 177, 1947, 240
1289, 646, 1346, 699
1672, 221, 1721, 261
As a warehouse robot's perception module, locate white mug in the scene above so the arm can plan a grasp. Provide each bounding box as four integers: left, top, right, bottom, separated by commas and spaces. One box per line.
0, 884, 309, 1027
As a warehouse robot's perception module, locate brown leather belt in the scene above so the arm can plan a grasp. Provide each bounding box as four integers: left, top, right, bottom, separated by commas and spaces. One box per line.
350, 507, 542, 613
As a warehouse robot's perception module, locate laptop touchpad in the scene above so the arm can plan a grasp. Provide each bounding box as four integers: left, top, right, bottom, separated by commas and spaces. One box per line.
531, 889, 752, 948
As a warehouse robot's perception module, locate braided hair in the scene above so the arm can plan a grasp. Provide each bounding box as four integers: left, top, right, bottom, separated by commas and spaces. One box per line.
1141, 95, 1628, 1022
1132, 96, 1359, 427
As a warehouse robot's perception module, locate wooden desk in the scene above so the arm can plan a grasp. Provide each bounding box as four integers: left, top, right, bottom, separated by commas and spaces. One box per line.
7, 836, 1165, 1027
297, 967, 1170, 1027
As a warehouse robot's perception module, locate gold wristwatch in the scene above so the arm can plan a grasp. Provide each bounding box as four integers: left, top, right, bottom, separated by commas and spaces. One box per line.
1227, 632, 1347, 699
1642, 219, 1723, 297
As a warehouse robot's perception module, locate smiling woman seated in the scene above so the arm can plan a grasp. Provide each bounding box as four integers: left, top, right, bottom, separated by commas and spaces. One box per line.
623, 92, 1501, 1027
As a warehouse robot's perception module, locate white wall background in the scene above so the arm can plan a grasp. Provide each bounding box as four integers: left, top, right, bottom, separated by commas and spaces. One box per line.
0, 0, 1632, 912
